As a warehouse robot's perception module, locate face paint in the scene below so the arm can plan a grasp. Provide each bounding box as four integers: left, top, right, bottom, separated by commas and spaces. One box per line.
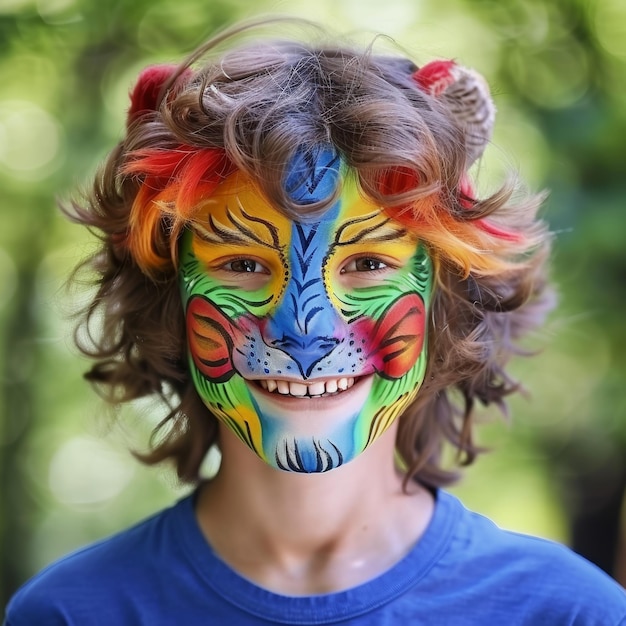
179, 149, 433, 473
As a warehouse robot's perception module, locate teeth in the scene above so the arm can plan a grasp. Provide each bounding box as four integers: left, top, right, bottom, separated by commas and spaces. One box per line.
258, 377, 356, 397
289, 382, 308, 397
308, 381, 326, 396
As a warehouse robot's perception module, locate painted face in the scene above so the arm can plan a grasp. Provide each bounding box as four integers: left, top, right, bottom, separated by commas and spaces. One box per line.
179, 150, 433, 473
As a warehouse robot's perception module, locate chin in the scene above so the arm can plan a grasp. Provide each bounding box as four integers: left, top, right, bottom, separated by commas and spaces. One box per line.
238, 374, 373, 473
271, 433, 357, 473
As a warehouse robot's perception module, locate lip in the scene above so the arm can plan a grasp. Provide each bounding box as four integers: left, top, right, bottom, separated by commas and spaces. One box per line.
245, 374, 375, 426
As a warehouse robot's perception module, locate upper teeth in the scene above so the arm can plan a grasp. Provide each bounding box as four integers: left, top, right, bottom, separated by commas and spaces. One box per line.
259, 377, 355, 397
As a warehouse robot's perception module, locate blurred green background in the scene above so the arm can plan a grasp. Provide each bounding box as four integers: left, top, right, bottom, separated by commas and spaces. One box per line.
1, 0, 625, 607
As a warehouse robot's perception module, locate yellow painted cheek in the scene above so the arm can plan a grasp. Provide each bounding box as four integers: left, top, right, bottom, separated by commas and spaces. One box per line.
323, 255, 344, 314
189, 173, 293, 315
235, 404, 266, 461
324, 238, 419, 316
357, 386, 420, 452
216, 401, 268, 464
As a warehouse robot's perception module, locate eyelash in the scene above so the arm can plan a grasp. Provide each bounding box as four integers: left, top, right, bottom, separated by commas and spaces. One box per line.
216, 254, 395, 277
340, 256, 393, 274
220, 258, 269, 274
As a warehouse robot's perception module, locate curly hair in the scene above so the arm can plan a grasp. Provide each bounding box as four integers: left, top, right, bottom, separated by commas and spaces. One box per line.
66, 18, 553, 488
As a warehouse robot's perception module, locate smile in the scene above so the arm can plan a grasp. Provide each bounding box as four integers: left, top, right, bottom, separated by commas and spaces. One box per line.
257, 377, 356, 398
246, 373, 374, 430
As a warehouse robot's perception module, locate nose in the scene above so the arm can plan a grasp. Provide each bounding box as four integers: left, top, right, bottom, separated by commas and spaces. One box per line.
262, 279, 343, 378
267, 333, 340, 378
264, 144, 344, 378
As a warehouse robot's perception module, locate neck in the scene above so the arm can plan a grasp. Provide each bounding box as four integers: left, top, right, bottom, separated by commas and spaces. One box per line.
195, 424, 434, 595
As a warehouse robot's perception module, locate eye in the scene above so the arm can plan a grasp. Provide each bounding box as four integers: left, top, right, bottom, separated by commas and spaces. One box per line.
341, 257, 389, 273
223, 258, 267, 273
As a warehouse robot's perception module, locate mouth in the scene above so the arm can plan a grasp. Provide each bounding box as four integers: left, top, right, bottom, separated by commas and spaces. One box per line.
247, 373, 374, 429
255, 376, 357, 398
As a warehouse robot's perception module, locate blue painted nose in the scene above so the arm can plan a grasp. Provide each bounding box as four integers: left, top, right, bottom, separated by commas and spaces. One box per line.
263, 276, 344, 378
264, 144, 344, 377
265, 330, 341, 378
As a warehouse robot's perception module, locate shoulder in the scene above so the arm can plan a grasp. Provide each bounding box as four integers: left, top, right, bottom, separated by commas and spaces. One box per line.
433, 491, 626, 623
5, 495, 193, 626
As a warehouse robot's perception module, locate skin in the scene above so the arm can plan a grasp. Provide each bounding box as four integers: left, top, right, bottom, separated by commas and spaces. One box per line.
196, 419, 435, 595
181, 150, 436, 594
179, 155, 433, 474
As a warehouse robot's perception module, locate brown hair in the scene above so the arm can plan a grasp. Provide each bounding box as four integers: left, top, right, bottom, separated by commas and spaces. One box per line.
66, 18, 553, 488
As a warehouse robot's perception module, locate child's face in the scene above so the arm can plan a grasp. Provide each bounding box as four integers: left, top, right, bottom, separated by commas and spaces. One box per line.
179, 165, 433, 473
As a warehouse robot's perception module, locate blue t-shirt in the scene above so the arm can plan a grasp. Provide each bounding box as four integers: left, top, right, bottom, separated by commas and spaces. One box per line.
5, 490, 626, 625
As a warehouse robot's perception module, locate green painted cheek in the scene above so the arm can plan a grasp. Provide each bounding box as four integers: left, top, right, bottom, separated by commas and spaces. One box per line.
191, 364, 266, 459
178, 231, 281, 320
353, 347, 428, 452
179, 231, 268, 459
346, 247, 433, 452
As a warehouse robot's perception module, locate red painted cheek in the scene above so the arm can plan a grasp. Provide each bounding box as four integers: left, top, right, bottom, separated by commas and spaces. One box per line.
186, 296, 238, 382
352, 294, 426, 379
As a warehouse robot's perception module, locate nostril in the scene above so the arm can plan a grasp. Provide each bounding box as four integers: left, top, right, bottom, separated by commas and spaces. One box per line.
270, 336, 307, 351
265, 334, 343, 378
271, 337, 340, 353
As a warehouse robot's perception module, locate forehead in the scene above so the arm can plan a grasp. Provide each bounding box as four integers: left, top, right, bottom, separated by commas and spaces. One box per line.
193, 155, 382, 230
190, 147, 422, 262
190, 170, 418, 268
284, 145, 341, 205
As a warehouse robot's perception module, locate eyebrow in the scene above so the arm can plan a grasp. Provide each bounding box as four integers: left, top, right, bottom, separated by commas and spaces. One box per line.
192, 201, 282, 250
333, 212, 408, 246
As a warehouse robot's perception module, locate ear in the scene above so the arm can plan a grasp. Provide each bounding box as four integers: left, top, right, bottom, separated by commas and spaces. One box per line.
413, 60, 496, 167
127, 64, 192, 127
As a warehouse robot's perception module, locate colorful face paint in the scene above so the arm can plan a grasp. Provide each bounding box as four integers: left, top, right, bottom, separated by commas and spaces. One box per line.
179, 148, 433, 473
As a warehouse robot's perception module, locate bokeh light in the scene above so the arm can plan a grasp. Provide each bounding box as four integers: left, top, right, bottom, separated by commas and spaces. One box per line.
0, 101, 63, 180
593, 0, 626, 60
48, 436, 135, 506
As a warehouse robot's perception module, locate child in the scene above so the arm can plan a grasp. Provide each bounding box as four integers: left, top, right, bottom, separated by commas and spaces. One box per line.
5, 18, 626, 626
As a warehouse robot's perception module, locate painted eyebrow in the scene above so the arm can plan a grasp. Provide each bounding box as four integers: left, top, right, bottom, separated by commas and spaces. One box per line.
192, 201, 281, 250
333, 212, 408, 246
